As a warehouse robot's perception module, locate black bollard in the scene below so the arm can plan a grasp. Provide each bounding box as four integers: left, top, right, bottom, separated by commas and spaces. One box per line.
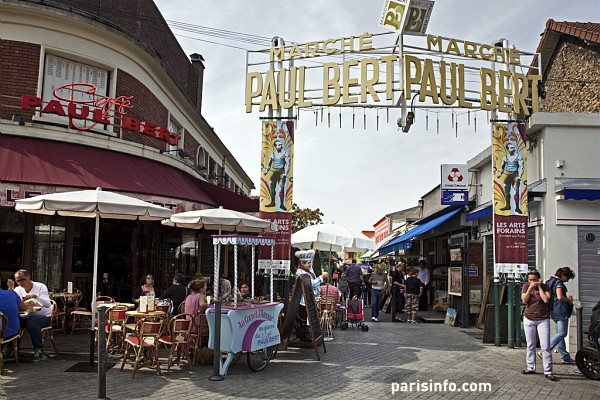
89, 327, 95, 366
97, 305, 110, 399
209, 299, 224, 381
576, 306, 583, 351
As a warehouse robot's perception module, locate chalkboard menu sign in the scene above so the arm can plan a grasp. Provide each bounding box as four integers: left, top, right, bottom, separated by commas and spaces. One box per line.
278, 274, 325, 361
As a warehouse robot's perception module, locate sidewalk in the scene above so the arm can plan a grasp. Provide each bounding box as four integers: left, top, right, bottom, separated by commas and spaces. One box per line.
1, 314, 598, 399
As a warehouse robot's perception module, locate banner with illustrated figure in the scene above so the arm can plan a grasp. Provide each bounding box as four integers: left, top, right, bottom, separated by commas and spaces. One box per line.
259, 120, 294, 273
260, 120, 294, 213
492, 123, 528, 274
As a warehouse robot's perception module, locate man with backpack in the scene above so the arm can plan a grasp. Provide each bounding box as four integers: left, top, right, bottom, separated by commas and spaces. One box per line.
545, 267, 576, 364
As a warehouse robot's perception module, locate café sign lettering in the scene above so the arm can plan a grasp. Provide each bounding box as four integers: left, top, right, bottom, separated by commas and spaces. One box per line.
245, 33, 542, 115
21, 83, 180, 145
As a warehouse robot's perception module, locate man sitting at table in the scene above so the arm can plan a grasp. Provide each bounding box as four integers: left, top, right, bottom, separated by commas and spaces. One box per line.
7, 269, 51, 362
159, 273, 188, 313
1, 277, 26, 359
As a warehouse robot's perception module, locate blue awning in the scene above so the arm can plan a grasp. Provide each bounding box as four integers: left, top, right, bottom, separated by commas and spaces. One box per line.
556, 178, 600, 201
379, 208, 462, 255
465, 202, 492, 222
563, 189, 600, 201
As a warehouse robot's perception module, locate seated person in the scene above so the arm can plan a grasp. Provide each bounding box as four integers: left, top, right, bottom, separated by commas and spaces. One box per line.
319, 276, 340, 304
1, 277, 26, 358
132, 274, 161, 301
8, 269, 51, 362
218, 277, 232, 302
159, 273, 188, 313
184, 279, 209, 349
239, 282, 252, 299
185, 279, 209, 317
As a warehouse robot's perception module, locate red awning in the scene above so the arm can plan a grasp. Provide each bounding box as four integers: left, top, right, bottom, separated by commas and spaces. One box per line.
0, 135, 258, 212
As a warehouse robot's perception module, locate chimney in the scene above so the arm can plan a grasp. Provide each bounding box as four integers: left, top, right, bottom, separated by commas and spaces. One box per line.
189, 53, 205, 113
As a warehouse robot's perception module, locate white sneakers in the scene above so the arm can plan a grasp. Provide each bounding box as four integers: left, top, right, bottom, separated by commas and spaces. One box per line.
371, 317, 378, 322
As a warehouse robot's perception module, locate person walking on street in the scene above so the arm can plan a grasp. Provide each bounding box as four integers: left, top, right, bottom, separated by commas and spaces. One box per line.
546, 267, 576, 364
363, 264, 373, 307
417, 260, 430, 311
392, 263, 406, 322
337, 265, 349, 303
369, 263, 389, 322
521, 270, 556, 381
346, 260, 363, 300
404, 268, 423, 324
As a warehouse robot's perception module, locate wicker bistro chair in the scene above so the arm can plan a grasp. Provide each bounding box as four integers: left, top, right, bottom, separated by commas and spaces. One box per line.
155, 300, 172, 318
319, 300, 337, 341
104, 305, 129, 354
50, 298, 67, 334
52, 288, 82, 329
40, 300, 60, 354
120, 318, 164, 379
190, 310, 210, 366
158, 313, 193, 371
71, 296, 115, 334
177, 301, 186, 316
0, 312, 22, 375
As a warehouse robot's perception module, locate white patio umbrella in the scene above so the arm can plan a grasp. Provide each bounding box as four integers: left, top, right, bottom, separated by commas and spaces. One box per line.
163, 206, 278, 299
14, 187, 172, 339
291, 223, 375, 252
291, 223, 376, 274
163, 206, 278, 232
162, 206, 277, 379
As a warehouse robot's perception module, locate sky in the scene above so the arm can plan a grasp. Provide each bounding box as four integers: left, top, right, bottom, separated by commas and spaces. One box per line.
154, 0, 597, 234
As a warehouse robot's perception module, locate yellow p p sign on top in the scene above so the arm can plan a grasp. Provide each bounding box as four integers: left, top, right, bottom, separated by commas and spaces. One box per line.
378, 0, 410, 33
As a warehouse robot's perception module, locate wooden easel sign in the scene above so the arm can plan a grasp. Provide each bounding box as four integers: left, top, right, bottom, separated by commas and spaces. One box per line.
278, 274, 326, 361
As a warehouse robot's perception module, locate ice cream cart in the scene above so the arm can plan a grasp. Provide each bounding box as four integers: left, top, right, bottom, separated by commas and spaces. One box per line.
206, 234, 282, 375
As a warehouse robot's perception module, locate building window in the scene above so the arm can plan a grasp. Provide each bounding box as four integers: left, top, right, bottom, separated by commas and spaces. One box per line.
223, 173, 230, 189
208, 157, 217, 181
167, 116, 184, 153
42, 54, 109, 130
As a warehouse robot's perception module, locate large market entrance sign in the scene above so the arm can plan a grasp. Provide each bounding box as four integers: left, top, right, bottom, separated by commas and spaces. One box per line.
245, 33, 542, 116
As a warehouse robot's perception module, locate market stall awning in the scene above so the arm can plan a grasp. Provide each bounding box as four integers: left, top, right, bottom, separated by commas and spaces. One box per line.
556, 178, 600, 201
465, 201, 492, 222
379, 208, 462, 255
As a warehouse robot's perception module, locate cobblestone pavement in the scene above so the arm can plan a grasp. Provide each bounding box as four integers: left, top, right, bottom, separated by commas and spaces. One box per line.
1, 309, 598, 400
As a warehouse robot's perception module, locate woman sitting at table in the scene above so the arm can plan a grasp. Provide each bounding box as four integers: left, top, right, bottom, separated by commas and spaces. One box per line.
132, 274, 161, 301
185, 279, 209, 351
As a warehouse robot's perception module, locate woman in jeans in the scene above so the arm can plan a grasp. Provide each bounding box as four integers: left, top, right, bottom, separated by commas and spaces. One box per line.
521, 270, 556, 381
546, 267, 576, 364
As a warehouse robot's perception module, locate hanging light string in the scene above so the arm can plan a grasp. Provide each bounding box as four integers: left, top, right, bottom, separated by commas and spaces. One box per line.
300, 105, 486, 136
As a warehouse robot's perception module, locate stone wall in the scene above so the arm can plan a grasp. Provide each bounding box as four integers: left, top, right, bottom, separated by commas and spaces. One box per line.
541, 36, 600, 113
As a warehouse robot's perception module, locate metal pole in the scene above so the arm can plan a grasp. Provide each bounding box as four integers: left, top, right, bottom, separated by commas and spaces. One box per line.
507, 274, 514, 348
493, 276, 501, 346
97, 305, 109, 399
209, 241, 224, 381
576, 306, 583, 351
90, 213, 100, 366
515, 274, 523, 347
461, 246, 469, 328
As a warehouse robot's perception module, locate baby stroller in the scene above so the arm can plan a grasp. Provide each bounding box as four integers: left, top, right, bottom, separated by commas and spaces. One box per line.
576, 300, 600, 380
340, 297, 368, 332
